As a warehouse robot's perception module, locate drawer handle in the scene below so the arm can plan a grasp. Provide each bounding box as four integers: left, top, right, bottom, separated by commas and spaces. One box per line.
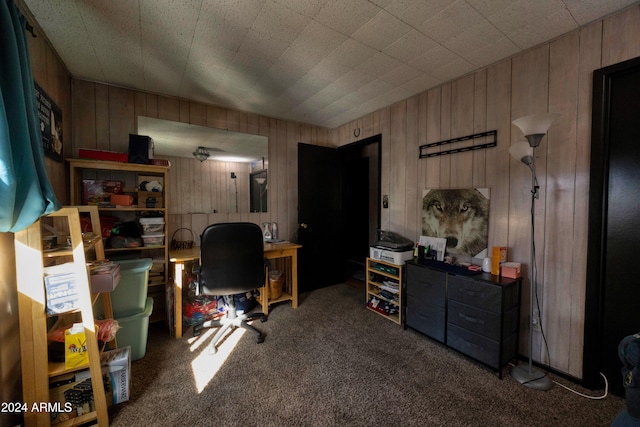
459, 312, 484, 325
463, 288, 478, 296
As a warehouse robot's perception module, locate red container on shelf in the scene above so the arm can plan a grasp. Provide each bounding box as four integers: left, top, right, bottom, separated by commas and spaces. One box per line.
78, 148, 128, 163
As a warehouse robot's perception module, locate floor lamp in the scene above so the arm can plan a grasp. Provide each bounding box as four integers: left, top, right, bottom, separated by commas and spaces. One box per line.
509, 112, 559, 391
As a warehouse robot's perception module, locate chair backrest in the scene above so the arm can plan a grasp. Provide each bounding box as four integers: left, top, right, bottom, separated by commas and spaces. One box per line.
199, 222, 265, 295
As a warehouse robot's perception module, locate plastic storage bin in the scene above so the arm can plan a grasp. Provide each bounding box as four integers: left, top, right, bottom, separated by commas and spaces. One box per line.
142, 234, 164, 247
110, 258, 152, 317
139, 217, 164, 235
115, 297, 153, 361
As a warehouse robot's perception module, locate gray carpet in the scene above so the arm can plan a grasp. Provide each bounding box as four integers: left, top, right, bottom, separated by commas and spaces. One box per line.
109, 283, 625, 426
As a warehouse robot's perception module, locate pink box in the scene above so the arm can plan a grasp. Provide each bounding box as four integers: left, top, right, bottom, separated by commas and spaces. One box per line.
502, 262, 521, 279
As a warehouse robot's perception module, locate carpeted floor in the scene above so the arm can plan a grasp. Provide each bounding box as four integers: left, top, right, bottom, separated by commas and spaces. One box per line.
109, 283, 625, 426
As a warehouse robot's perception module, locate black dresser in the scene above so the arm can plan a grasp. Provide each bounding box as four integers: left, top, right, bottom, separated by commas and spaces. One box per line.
406, 260, 522, 377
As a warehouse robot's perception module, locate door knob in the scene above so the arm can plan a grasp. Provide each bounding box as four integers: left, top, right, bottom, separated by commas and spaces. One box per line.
299, 223, 308, 229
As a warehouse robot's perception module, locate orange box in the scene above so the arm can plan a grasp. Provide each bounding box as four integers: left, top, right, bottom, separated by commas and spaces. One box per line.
110, 194, 134, 206
491, 246, 507, 275
502, 262, 521, 279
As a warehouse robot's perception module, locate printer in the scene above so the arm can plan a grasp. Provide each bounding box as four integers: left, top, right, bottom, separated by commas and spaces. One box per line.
369, 230, 414, 266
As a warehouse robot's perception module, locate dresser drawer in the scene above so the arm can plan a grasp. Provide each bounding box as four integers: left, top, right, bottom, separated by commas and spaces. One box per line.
447, 300, 501, 340
447, 275, 501, 312
447, 324, 517, 370
406, 297, 445, 343
407, 264, 446, 302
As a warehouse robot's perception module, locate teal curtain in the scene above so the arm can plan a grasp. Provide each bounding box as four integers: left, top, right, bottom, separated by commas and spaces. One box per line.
0, 0, 60, 232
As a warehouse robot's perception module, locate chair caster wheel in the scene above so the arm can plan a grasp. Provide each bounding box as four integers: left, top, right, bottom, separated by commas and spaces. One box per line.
260, 316, 267, 323
257, 335, 264, 344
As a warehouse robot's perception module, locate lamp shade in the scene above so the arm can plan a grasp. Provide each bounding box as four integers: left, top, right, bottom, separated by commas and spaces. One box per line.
509, 141, 533, 165
512, 113, 560, 137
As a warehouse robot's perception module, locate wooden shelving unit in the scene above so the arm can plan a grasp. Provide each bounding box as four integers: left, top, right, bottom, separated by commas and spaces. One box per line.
15, 207, 110, 426
68, 158, 170, 323
365, 257, 404, 325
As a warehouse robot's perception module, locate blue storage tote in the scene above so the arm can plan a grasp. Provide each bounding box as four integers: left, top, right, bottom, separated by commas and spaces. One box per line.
116, 297, 153, 361
110, 258, 152, 317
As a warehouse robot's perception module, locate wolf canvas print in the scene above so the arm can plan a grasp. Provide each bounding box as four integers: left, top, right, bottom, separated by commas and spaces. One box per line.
421, 188, 490, 258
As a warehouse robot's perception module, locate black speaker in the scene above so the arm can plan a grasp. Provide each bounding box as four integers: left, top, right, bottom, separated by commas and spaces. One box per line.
128, 134, 153, 164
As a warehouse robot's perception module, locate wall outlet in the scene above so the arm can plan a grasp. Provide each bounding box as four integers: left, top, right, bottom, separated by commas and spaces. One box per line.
531, 309, 541, 332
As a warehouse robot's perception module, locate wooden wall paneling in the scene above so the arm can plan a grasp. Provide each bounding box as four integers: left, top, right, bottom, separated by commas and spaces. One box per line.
546, 31, 580, 373
509, 45, 551, 364
247, 113, 260, 135
145, 93, 158, 118
602, 5, 640, 67
405, 96, 420, 239
259, 116, 270, 138
439, 83, 452, 188
450, 75, 475, 189
134, 92, 147, 121
379, 107, 391, 230
191, 214, 209, 245
362, 112, 374, 140
107, 86, 135, 152
72, 80, 97, 153
472, 69, 488, 188
179, 157, 192, 214
157, 95, 180, 122
179, 100, 190, 123
95, 83, 110, 150
425, 87, 442, 191
416, 92, 428, 232
275, 120, 288, 237
286, 122, 300, 240
569, 22, 604, 377
226, 109, 243, 133
389, 102, 407, 235
485, 60, 512, 253
207, 105, 227, 129
26, 29, 45, 84
190, 102, 207, 127
190, 160, 205, 213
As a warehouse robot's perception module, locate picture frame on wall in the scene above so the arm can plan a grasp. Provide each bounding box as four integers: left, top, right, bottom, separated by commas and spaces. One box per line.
34, 82, 63, 162
421, 188, 490, 260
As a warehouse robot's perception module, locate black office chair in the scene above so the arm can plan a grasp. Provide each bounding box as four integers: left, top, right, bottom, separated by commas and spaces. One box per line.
193, 222, 267, 353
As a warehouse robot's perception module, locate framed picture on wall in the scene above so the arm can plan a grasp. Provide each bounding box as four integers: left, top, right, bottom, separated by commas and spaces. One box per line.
34, 82, 63, 162
421, 188, 490, 260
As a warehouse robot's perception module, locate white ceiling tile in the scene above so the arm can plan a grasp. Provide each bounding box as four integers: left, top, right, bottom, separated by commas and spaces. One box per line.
401, 73, 443, 94
352, 10, 412, 51
272, 0, 330, 18
383, 29, 440, 63
420, 0, 487, 43
443, 20, 504, 58
22, 0, 638, 129
380, 64, 423, 86
251, 0, 309, 44
564, 0, 639, 24
356, 53, 403, 78
384, 0, 452, 27
430, 57, 476, 81
315, 0, 382, 36
463, 37, 519, 69
408, 45, 459, 74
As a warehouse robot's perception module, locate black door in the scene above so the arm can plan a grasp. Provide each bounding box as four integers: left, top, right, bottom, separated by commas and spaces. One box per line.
297, 143, 343, 293
584, 56, 640, 393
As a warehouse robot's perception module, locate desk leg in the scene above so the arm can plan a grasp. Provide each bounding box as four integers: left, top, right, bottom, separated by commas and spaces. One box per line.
174, 262, 184, 339
291, 251, 298, 309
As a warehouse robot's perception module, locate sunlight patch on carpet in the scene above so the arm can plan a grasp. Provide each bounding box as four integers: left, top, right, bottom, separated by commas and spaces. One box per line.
190, 329, 246, 393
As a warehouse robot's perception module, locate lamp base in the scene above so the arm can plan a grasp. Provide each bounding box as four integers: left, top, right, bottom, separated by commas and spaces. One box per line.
510, 364, 554, 391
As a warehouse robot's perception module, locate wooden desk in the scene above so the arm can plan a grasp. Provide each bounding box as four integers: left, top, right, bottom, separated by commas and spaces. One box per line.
169, 242, 301, 338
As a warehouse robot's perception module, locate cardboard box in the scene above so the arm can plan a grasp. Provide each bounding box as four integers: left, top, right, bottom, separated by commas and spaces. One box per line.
502, 262, 521, 279
491, 246, 507, 275
110, 194, 134, 206
137, 191, 163, 208
100, 346, 131, 405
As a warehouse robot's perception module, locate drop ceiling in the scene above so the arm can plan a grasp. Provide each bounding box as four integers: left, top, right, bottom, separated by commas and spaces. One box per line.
22, 0, 638, 131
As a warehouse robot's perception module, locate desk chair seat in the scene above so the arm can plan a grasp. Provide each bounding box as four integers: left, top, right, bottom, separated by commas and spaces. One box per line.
192, 222, 267, 353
